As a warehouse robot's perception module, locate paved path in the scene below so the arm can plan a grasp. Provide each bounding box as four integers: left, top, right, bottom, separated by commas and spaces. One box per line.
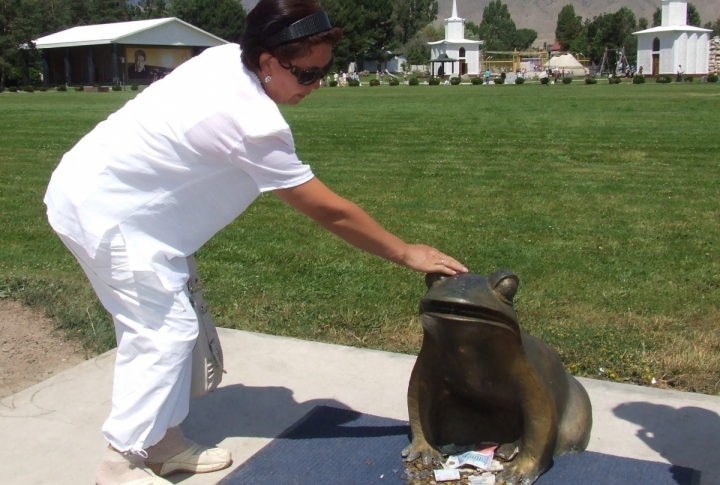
2, 328, 719, 484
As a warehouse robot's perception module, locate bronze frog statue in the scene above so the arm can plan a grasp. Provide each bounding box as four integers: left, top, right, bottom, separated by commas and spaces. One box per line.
402, 270, 592, 485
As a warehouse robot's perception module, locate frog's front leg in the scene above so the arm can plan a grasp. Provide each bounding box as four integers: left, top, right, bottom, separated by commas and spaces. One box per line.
402, 359, 443, 466
497, 360, 558, 485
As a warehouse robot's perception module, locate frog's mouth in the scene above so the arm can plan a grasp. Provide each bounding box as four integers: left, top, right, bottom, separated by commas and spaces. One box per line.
420, 300, 518, 334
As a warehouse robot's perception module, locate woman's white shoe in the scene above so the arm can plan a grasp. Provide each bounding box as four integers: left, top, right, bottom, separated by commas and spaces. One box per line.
146, 443, 232, 477
95, 447, 172, 485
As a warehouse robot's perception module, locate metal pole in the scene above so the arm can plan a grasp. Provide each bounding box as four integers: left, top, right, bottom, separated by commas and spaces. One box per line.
120, 57, 125, 90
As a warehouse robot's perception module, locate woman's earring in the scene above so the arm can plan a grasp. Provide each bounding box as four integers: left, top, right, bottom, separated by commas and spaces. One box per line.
264, 75, 272, 83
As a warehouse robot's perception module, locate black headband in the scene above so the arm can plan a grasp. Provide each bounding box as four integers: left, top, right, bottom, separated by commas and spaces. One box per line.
264, 11, 332, 47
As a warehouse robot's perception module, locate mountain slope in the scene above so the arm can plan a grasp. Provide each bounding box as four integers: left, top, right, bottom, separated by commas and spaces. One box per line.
239, 0, 719, 46
440, 0, 720, 45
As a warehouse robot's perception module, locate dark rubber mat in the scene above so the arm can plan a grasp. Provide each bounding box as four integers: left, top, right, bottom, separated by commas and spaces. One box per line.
218, 405, 699, 485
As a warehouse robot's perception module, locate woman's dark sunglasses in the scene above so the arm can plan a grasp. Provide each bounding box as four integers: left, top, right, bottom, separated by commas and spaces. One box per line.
278, 57, 334, 85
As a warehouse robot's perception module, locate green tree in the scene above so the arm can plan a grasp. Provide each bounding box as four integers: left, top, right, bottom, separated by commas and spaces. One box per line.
391, 0, 437, 46
555, 4, 583, 51
320, 0, 395, 71
568, 25, 589, 55
704, 17, 720, 37
687, 3, 701, 26
127, 0, 167, 20
465, 20, 480, 40
68, 0, 91, 25
0, 0, 73, 88
638, 17, 648, 30
585, 7, 638, 66
404, 35, 429, 65
477, 0, 516, 51
652, 7, 661, 27
514, 28, 537, 49
168, 0, 246, 42
88, 0, 128, 24
401, 22, 444, 66
421, 23, 443, 41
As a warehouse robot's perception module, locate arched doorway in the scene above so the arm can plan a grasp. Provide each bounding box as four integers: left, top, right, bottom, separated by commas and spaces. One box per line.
459, 47, 467, 75
652, 37, 660, 76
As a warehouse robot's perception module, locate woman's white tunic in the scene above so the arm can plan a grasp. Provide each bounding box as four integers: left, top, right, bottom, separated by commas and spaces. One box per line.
44, 43, 314, 291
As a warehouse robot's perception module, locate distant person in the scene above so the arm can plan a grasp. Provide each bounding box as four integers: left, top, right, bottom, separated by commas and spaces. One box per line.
44, 1, 467, 484
676, 65, 683, 82
484, 69, 491, 84
438, 64, 444, 78
638, 66, 643, 75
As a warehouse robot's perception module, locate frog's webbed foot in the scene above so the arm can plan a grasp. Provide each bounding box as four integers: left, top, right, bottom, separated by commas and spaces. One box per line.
495, 455, 543, 485
494, 441, 547, 485
401, 439, 444, 466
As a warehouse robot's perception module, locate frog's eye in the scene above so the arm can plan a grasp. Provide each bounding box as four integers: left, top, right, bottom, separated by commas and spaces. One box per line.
489, 269, 519, 303
425, 272, 449, 289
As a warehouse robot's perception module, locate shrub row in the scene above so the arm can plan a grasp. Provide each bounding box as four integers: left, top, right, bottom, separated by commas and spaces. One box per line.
2, 84, 143, 93
709, 74, 719, 83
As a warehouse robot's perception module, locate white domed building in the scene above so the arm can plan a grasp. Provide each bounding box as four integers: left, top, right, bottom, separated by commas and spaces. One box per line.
633, 0, 711, 75
427, 0, 483, 77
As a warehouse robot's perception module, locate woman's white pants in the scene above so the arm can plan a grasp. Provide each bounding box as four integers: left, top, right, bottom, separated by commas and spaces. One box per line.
59, 230, 198, 455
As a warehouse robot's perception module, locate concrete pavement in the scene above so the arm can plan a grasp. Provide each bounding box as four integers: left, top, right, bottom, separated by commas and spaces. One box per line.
2, 328, 719, 485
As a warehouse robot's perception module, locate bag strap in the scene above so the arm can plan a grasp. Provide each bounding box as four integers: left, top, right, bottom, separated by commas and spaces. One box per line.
186, 255, 223, 369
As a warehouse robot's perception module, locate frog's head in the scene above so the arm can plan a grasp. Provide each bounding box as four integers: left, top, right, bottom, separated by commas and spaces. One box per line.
419, 270, 520, 334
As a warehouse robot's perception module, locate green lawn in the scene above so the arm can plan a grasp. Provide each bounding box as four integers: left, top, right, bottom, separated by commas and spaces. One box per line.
1, 81, 718, 393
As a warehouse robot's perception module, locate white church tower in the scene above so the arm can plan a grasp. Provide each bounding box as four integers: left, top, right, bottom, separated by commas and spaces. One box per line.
633, 0, 711, 75
428, 0, 483, 77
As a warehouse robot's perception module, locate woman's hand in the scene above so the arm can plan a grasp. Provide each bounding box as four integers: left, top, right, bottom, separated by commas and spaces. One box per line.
400, 244, 467, 275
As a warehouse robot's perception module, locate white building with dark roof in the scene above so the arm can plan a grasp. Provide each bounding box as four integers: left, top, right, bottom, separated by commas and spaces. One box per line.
33, 18, 226, 86
427, 0, 483, 77
633, 0, 711, 75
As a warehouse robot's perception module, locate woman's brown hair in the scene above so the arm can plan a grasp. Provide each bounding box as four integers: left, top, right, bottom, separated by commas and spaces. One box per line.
240, 0, 342, 72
